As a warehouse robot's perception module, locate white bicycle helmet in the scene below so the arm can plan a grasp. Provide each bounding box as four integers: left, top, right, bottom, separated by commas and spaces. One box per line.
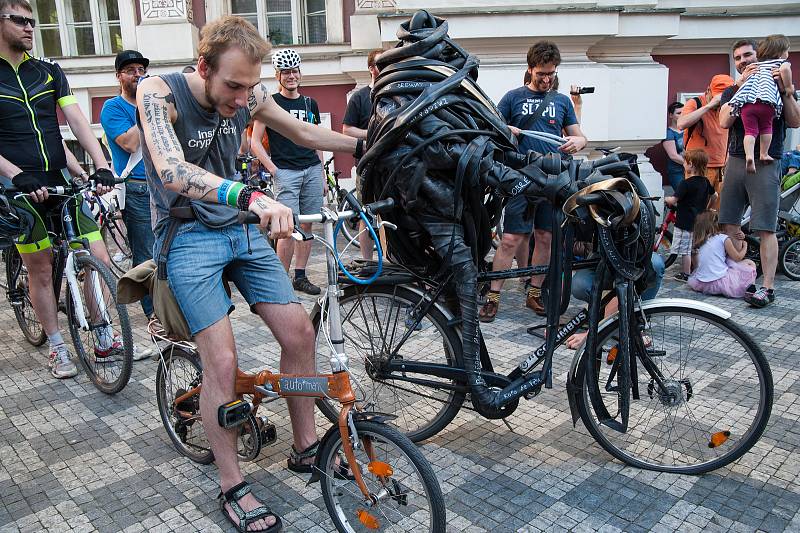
272, 49, 301, 70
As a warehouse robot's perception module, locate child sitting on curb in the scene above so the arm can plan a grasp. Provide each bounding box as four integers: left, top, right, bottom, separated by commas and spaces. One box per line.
688, 210, 757, 298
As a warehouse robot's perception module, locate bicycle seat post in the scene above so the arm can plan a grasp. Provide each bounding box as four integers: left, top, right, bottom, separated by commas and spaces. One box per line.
320, 207, 349, 373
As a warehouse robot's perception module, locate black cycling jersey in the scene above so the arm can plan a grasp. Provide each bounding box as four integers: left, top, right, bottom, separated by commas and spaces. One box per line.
0, 53, 75, 174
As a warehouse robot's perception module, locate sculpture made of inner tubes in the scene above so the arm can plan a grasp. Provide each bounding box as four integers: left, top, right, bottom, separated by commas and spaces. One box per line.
358, 9, 654, 414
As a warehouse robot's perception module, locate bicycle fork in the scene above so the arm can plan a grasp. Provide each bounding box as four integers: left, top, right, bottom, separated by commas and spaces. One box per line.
65, 252, 111, 331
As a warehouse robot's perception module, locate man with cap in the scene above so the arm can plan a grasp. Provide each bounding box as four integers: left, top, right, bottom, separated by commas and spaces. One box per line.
677, 73, 734, 210
719, 38, 800, 307
100, 50, 157, 346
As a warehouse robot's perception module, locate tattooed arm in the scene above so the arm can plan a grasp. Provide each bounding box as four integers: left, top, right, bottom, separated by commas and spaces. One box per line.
136, 76, 226, 201
248, 82, 359, 153
136, 76, 294, 236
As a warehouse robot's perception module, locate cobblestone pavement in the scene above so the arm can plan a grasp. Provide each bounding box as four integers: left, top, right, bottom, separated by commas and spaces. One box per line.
0, 243, 799, 533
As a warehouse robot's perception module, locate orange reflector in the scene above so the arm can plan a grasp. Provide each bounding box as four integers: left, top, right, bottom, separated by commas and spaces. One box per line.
606, 346, 618, 365
708, 430, 731, 448
368, 461, 394, 477
357, 509, 380, 529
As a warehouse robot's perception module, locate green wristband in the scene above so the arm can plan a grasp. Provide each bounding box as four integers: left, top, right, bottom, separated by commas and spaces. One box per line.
226, 182, 245, 207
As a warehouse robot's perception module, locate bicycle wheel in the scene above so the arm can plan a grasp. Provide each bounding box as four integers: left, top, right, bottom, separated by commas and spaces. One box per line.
654, 229, 677, 268
576, 304, 772, 474
66, 254, 133, 394
779, 236, 800, 281
155, 346, 215, 464
102, 216, 132, 279
312, 284, 465, 443
318, 420, 446, 532
4, 248, 46, 346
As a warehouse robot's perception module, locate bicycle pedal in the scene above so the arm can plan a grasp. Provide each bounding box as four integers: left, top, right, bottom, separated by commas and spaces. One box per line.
218, 399, 252, 429
260, 421, 277, 446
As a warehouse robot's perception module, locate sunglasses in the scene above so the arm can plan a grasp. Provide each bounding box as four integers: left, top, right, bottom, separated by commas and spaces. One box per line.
0, 14, 35, 28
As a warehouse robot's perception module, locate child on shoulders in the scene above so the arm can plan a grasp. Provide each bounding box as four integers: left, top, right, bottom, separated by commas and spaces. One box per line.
688, 210, 757, 298
664, 149, 717, 282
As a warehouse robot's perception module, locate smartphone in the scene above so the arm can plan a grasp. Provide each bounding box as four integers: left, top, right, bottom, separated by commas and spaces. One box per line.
578, 86, 595, 94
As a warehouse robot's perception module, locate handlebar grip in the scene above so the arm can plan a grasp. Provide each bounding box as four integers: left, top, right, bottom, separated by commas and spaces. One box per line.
239, 211, 261, 224
365, 198, 395, 215
591, 154, 620, 168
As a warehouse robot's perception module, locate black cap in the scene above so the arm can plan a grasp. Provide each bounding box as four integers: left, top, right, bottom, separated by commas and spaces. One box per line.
115, 50, 149, 72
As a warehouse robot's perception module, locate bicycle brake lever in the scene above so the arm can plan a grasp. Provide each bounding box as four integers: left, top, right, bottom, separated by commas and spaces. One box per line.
292, 227, 314, 241
377, 220, 397, 231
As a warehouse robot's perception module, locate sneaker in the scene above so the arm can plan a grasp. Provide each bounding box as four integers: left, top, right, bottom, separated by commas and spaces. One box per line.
745, 287, 775, 308
479, 292, 500, 322
95, 333, 124, 359
132, 343, 154, 361
673, 272, 690, 282
525, 286, 546, 316
293, 276, 321, 295
49, 345, 78, 379
744, 284, 757, 299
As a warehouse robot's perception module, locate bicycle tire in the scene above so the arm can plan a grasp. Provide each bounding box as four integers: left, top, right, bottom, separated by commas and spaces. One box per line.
4, 248, 46, 346
102, 217, 132, 279
318, 420, 446, 533
654, 229, 677, 268
155, 346, 215, 464
312, 284, 465, 443
779, 236, 800, 281
575, 304, 772, 474
67, 254, 133, 394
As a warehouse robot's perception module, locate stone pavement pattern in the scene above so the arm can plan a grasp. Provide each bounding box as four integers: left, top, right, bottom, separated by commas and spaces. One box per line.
0, 244, 799, 533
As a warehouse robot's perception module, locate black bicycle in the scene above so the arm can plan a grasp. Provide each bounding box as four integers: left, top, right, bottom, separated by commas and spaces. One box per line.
311, 157, 773, 475
3, 179, 134, 394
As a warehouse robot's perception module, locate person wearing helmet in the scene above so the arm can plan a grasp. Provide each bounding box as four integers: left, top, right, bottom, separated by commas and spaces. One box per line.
249, 48, 325, 295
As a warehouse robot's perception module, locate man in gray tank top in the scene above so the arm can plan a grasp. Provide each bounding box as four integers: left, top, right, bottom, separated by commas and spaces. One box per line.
137, 16, 360, 532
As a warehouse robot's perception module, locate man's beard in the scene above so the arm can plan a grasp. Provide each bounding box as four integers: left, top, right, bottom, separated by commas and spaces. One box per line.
122, 81, 137, 99
203, 77, 219, 112
9, 35, 32, 52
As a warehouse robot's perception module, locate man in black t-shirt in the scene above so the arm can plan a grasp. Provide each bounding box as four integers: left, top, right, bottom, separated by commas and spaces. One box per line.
342, 48, 381, 259
719, 38, 800, 307
251, 49, 324, 295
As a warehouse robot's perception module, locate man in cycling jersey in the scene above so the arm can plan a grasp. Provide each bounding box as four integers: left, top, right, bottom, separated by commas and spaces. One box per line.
0, 0, 118, 379
137, 16, 360, 532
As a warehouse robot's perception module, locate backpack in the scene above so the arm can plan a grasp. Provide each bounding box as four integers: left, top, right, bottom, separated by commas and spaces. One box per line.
684, 96, 707, 147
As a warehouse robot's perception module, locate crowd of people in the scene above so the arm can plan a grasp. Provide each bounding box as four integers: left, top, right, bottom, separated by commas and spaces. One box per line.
659, 36, 800, 307
1, 0, 798, 528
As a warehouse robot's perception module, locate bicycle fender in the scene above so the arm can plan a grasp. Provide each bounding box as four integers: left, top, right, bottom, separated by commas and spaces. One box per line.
564, 298, 733, 426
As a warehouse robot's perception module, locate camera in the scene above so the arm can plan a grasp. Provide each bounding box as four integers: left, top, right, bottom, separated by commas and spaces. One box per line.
577, 86, 595, 94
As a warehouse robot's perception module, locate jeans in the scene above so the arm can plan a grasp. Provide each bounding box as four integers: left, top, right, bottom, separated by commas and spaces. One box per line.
571, 252, 666, 303
123, 181, 155, 317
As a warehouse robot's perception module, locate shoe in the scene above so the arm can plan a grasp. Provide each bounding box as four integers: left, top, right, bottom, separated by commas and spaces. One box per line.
674, 272, 690, 282
479, 292, 500, 322
526, 286, 546, 316
745, 287, 775, 308
745, 284, 757, 299
49, 345, 78, 379
293, 276, 321, 295
95, 333, 123, 359
132, 343, 154, 361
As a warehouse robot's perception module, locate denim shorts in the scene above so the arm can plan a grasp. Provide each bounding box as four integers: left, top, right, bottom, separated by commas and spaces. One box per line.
502, 195, 553, 235
154, 222, 298, 336
571, 252, 666, 303
275, 163, 324, 216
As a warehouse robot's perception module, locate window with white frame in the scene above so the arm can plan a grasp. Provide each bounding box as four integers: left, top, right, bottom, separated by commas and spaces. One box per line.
230, 0, 328, 46
30, 0, 122, 57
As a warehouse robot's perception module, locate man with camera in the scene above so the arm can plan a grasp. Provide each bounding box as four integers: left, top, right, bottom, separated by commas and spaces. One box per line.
479, 41, 587, 322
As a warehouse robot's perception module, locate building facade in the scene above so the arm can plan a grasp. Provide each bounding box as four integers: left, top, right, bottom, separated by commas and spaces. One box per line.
40, 0, 800, 199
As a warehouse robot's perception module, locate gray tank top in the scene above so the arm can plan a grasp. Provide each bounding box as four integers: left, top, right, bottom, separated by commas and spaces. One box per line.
141, 72, 251, 236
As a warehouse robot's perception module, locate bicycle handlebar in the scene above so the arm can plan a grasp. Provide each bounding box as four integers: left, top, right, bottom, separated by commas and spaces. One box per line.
1, 176, 126, 197
238, 198, 395, 226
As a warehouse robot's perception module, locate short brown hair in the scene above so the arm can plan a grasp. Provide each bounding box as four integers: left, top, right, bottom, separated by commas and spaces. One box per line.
527, 41, 561, 69
198, 16, 270, 72
0, 0, 32, 12
684, 148, 708, 176
731, 39, 757, 53
757, 34, 790, 61
367, 49, 382, 69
